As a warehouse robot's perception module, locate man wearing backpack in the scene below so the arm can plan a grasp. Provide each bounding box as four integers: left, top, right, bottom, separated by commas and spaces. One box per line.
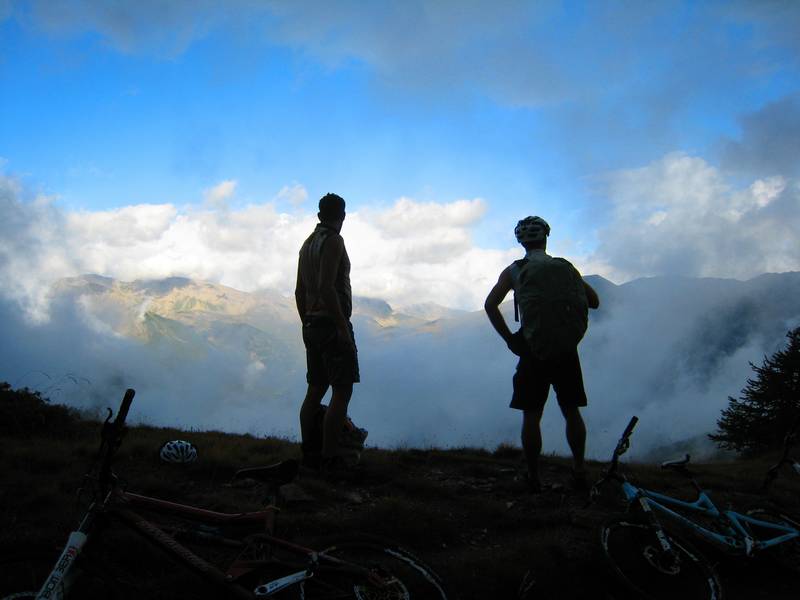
484, 216, 599, 492
295, 193, 359, 473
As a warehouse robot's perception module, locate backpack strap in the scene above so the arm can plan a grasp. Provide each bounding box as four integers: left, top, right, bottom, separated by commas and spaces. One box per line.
509, 258, 528, 323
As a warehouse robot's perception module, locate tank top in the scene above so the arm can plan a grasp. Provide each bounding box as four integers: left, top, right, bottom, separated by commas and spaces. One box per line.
298, 223, 353, 318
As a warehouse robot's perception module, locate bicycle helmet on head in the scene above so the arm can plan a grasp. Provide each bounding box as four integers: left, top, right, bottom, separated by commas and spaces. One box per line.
159, 440, 198, 464
514, 216, 550, 245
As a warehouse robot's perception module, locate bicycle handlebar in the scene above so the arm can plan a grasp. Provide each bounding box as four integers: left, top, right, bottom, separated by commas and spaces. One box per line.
96, 389, 135, 485
762, 413, 800, 490
622, 415, 639, 439
783, 415, 800, 448
588, 416, 639, 503
613, 416, 638, 460
114, 388, 135, 428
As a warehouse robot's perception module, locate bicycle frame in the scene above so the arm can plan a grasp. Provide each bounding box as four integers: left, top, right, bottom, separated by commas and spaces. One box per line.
595, 416, 800, 562
619, 480, 799, 557
32, 390, 380, 600
37, 483, 383, 599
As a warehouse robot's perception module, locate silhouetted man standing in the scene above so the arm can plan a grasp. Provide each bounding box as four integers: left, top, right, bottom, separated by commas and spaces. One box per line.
485, 216, 599, 491
295, 193, 359, 471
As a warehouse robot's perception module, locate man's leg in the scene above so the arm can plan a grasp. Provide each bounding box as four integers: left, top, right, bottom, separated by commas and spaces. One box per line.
521, 407, 544, 486
300, 383, 329, 451
559, 404, 586, 472
322, 383, 353, 458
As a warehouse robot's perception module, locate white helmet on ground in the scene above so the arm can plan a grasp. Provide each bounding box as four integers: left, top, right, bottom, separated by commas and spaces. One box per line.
159, 440, 198, 464
514, 216, 550, 245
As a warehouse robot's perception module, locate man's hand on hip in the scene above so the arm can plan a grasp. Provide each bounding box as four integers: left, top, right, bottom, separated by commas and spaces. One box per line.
507, 330, 530, 357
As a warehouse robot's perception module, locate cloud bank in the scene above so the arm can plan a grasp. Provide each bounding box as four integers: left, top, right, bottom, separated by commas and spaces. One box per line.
2, 161, 799, 457
4, 145, 800, 323
0, 173, 514, 319
589, 153, 800, 283
719, 94, 800, 179
7, 0, 798, 179
11, 2, 798, 108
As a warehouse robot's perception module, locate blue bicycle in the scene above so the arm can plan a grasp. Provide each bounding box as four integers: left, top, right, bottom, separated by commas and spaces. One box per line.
592, 416, 800, 600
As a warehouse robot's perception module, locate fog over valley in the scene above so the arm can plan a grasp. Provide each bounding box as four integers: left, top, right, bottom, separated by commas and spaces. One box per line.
2, 272, 798, 460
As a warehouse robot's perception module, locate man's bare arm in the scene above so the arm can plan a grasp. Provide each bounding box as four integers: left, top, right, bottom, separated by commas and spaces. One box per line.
583, 280, 600, 309
294, 258, 306, 321
484, 267, 515, 344
318, 233, 353, 346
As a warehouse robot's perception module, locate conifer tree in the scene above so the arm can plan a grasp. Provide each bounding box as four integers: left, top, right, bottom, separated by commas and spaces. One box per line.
710, 327, 800, 454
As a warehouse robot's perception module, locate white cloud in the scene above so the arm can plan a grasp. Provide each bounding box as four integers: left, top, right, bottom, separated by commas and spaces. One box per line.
4, 152, 798, 322
0, 175, 513, 318
589, 153, 800, 282
275, 183, 308, 207
0, 177, 75, 321
203, 179, 237, 208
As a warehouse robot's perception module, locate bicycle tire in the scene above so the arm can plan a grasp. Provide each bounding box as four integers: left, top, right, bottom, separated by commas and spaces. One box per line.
0, 543, 141, 600
599, 515, 723, 600
745, 507, 800, 574
0, 548, 57, 600
297, 535, 451, 599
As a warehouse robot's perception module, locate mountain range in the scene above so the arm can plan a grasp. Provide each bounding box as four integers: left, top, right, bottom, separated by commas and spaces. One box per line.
13, 270, 800, 458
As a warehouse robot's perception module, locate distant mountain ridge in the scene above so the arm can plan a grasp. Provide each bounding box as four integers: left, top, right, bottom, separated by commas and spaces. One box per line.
36, 271, 800, 457
49, 270, 800, 381
51, 274, 463, 341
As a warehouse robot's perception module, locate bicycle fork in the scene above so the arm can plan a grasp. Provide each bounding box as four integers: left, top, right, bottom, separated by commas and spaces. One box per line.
35, 497, 104, 600
34, 531, 87, 600
635, 496, 684, 574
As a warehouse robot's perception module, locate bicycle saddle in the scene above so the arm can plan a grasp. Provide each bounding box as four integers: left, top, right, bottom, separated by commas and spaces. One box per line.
233, 458, 299, 485
660, 454, 691, 470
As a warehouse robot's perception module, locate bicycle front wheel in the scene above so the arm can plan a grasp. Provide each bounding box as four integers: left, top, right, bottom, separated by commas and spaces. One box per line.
298, 536, 451, 600
0, 549, 55, 600
600, 516, 723, 600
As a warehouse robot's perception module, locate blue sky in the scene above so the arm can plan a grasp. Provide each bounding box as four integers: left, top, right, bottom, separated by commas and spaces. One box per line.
1, 1, 799, 312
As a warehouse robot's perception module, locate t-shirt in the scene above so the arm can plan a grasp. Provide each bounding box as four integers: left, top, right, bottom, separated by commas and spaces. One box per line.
298, 223, 353, 318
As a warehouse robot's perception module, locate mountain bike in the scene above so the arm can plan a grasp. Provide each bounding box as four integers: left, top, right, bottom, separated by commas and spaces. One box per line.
0, 389, 452, 599
592, 416, 800, 600
745, 414, 800, 578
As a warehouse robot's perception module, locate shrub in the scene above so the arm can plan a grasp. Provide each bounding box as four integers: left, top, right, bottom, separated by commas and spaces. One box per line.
0, 382, 82, 438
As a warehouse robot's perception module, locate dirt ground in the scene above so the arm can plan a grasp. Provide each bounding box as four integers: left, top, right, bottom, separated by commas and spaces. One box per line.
2, 403, 799, 599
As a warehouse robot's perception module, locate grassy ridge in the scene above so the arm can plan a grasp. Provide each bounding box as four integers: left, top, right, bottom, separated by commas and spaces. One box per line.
1, 384, 799, 599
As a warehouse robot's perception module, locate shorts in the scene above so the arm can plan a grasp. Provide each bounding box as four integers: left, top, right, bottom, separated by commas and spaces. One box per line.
510, 349, 587, 412
303, 316, 360, 386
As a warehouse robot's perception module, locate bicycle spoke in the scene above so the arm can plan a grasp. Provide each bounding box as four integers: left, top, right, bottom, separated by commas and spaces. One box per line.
600, 517, 723, 600
296, 537, 449, 600
745, 508, 800, 574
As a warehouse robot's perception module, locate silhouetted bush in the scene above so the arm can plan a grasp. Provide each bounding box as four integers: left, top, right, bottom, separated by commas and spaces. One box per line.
0, 381, 81, 438
710, 327, 800, 454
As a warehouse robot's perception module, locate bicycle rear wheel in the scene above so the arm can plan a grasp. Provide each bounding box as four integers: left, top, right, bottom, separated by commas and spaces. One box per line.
599, 516, 723, 600
298, 536, 450, 599
745, 507, 800, 573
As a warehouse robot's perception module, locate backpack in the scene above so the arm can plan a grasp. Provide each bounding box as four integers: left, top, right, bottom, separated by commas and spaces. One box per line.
511, 255, 589, 360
